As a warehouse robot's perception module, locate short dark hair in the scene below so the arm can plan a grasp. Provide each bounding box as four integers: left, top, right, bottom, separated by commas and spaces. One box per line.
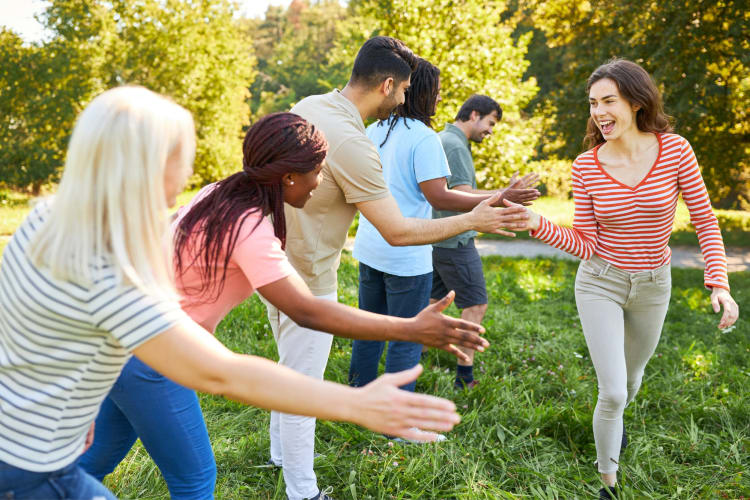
455, 95, 502, 122
350, 36, 418, 89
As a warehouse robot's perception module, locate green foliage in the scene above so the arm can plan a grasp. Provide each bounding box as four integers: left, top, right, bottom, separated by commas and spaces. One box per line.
103, 253, 750, 498
352, 0, 542, 189
244, 0, 352, 116
520, 0, 750, 209
0, 0, 255, 190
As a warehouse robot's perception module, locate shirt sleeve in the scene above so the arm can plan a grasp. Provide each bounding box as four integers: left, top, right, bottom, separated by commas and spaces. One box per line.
412, 133, 451, 183
677, 138, 729, 290
444, 146, 475, 188
232, 215, 297, 290
530, 160, 599, 259
327, 137, 390, 204
92, 286, 190, 351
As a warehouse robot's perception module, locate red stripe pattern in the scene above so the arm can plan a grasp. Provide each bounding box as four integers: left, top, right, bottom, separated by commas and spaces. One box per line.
532, 133, 729, 290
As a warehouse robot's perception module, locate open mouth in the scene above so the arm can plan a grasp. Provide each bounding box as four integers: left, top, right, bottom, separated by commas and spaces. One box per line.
599, 120, 615, 135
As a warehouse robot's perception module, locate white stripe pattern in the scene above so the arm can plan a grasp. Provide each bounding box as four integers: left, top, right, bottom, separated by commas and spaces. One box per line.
0, 200, 187, 471
532, 133, 729, 290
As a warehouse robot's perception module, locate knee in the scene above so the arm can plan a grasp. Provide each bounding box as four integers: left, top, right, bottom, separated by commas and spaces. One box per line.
597, 388, 628, 414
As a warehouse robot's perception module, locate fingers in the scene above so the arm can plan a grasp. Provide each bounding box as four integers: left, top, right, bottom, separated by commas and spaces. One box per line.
431, 290, 455, 312
484, 190, 503, 205
443, 343, 471, 363
710, 292, 720, 313
444, 328, 488, 351
717, 296, 739, 329
441, 314, 486, 334
488, 229, 517, 237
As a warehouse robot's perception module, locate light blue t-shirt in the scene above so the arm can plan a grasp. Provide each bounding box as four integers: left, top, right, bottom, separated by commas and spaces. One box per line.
353, 117, 450, 276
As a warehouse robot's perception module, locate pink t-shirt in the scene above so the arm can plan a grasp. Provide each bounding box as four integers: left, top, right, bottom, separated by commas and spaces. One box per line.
172, 185, 295, 332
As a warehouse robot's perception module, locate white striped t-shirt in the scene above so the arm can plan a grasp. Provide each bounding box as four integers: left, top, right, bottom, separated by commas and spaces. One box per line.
0, 200, 188, 472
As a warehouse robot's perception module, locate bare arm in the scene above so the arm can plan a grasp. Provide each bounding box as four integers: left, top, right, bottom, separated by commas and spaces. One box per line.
133, 321, 460, 440
259, 274, 488, 360
419, 177, 493, 212
356, 191, 528, 246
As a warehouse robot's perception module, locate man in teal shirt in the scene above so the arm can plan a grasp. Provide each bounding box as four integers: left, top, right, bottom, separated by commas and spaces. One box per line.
431, 95, 538, 389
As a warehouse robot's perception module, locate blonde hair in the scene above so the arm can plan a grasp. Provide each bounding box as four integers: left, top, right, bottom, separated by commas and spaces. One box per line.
29, 86, 195, 297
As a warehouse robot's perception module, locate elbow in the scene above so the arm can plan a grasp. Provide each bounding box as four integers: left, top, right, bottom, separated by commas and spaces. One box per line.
197, 367, 233, 396
381, 229, 410, 246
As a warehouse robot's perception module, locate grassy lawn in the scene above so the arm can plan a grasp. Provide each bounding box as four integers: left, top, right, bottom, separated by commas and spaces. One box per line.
104, 252, 749, 499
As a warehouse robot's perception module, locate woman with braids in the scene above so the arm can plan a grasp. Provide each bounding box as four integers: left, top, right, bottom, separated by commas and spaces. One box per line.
348, 59, 537, 410
512, 59, 739, 498
79, 112, 489, 499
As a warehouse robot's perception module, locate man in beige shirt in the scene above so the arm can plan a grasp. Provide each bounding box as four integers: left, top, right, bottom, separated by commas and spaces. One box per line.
264, 37, 527, 500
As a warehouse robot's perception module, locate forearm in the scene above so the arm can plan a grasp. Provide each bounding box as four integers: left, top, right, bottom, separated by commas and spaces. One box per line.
429, 189, 492, 212
220, 353, 357, 421
387, 212, 476, 246
292, 299, 410, 341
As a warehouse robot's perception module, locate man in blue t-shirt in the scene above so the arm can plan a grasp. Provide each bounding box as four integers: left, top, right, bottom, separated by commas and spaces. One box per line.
431, 95, 539, 389
349, 63, 539, 418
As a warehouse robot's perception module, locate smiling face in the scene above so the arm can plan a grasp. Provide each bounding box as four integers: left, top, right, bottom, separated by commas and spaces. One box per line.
588, 78, 640, 142
468, 110, 499, 143
374, 76, 411, 120
283, 162, 324, 208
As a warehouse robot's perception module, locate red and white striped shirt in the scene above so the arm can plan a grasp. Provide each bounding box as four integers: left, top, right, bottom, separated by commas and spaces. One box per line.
532, 133, 729, 290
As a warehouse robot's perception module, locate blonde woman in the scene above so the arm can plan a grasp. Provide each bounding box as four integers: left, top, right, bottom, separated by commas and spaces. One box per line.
0, 87, 462, 499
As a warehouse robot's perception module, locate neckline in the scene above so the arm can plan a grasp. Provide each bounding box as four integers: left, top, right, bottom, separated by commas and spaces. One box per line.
592, 132, 662, 190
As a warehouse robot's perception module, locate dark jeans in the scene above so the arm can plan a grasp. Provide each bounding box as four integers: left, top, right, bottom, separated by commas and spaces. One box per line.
0, 458, 116, 500
79, 357, 216, 499
348, 263, 432, 392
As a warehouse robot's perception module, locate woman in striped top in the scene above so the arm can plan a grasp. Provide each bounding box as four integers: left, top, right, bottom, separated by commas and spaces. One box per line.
0, 87, 464, 500
518, 59, 739, 498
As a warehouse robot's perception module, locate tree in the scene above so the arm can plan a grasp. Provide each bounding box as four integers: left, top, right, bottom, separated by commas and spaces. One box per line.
0, 0, 256, 190
243, 0, 352, 117
346, 0, 541, 188
522, 0, 750, 208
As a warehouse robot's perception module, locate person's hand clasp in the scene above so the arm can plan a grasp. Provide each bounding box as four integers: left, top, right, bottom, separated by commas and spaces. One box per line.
497, 171, 541, 206
411, 290, 488, 363
710, 287, 739, 329
501, 198, 541, 232
353, 365, 460, 441
470, 191, 529, 237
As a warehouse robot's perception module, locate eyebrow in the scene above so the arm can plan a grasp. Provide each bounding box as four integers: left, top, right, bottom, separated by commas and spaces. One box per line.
590, 94, 618, 101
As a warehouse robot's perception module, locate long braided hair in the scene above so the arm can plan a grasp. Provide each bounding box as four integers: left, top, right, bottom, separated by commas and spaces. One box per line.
379, 58, 440, 146
174, 112, 327, 300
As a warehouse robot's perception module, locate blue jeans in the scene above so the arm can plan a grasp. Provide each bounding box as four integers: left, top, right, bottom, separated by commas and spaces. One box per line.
348, 263, 432, 392
0, 458, 116, 500
79, 357, 216, 499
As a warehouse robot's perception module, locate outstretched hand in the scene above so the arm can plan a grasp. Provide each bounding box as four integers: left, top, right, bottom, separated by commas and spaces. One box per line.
710, 287, 739, 329
354, 365, 460, 441
499, 171, 541, 206
411, 291, 488, 363
470, 191, 529, 237
502, 198, 541, 232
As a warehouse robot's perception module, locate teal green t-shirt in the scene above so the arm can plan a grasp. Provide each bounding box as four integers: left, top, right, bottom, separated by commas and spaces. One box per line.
432, 123, 478, 248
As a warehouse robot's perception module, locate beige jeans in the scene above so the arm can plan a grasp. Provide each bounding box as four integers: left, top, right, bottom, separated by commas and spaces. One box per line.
575, 255, 671, 474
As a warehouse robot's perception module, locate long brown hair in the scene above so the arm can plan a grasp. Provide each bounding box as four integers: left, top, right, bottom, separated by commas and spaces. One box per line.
583, 58, 674, 150
174, 112, 327, 300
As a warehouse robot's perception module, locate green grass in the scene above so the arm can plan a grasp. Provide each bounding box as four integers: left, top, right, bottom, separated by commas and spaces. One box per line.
104, 252, 749, 499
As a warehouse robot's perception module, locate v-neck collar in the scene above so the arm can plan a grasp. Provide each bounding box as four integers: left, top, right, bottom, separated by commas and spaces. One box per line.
592, 132, 662, 191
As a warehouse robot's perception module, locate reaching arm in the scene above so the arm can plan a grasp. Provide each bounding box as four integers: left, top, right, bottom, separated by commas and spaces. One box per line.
356, 191, 528, 246
133, 321, 460, 441
258, 274, 488, 360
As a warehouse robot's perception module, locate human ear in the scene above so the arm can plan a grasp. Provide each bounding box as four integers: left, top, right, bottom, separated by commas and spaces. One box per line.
282, 173, 295, 186
382, 77, 394, 96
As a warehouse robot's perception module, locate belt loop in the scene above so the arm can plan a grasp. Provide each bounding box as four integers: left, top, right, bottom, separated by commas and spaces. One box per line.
599, 263, 610, 277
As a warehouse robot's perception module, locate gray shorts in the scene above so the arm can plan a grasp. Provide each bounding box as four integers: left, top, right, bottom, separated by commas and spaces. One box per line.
430, 239, 488, 309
